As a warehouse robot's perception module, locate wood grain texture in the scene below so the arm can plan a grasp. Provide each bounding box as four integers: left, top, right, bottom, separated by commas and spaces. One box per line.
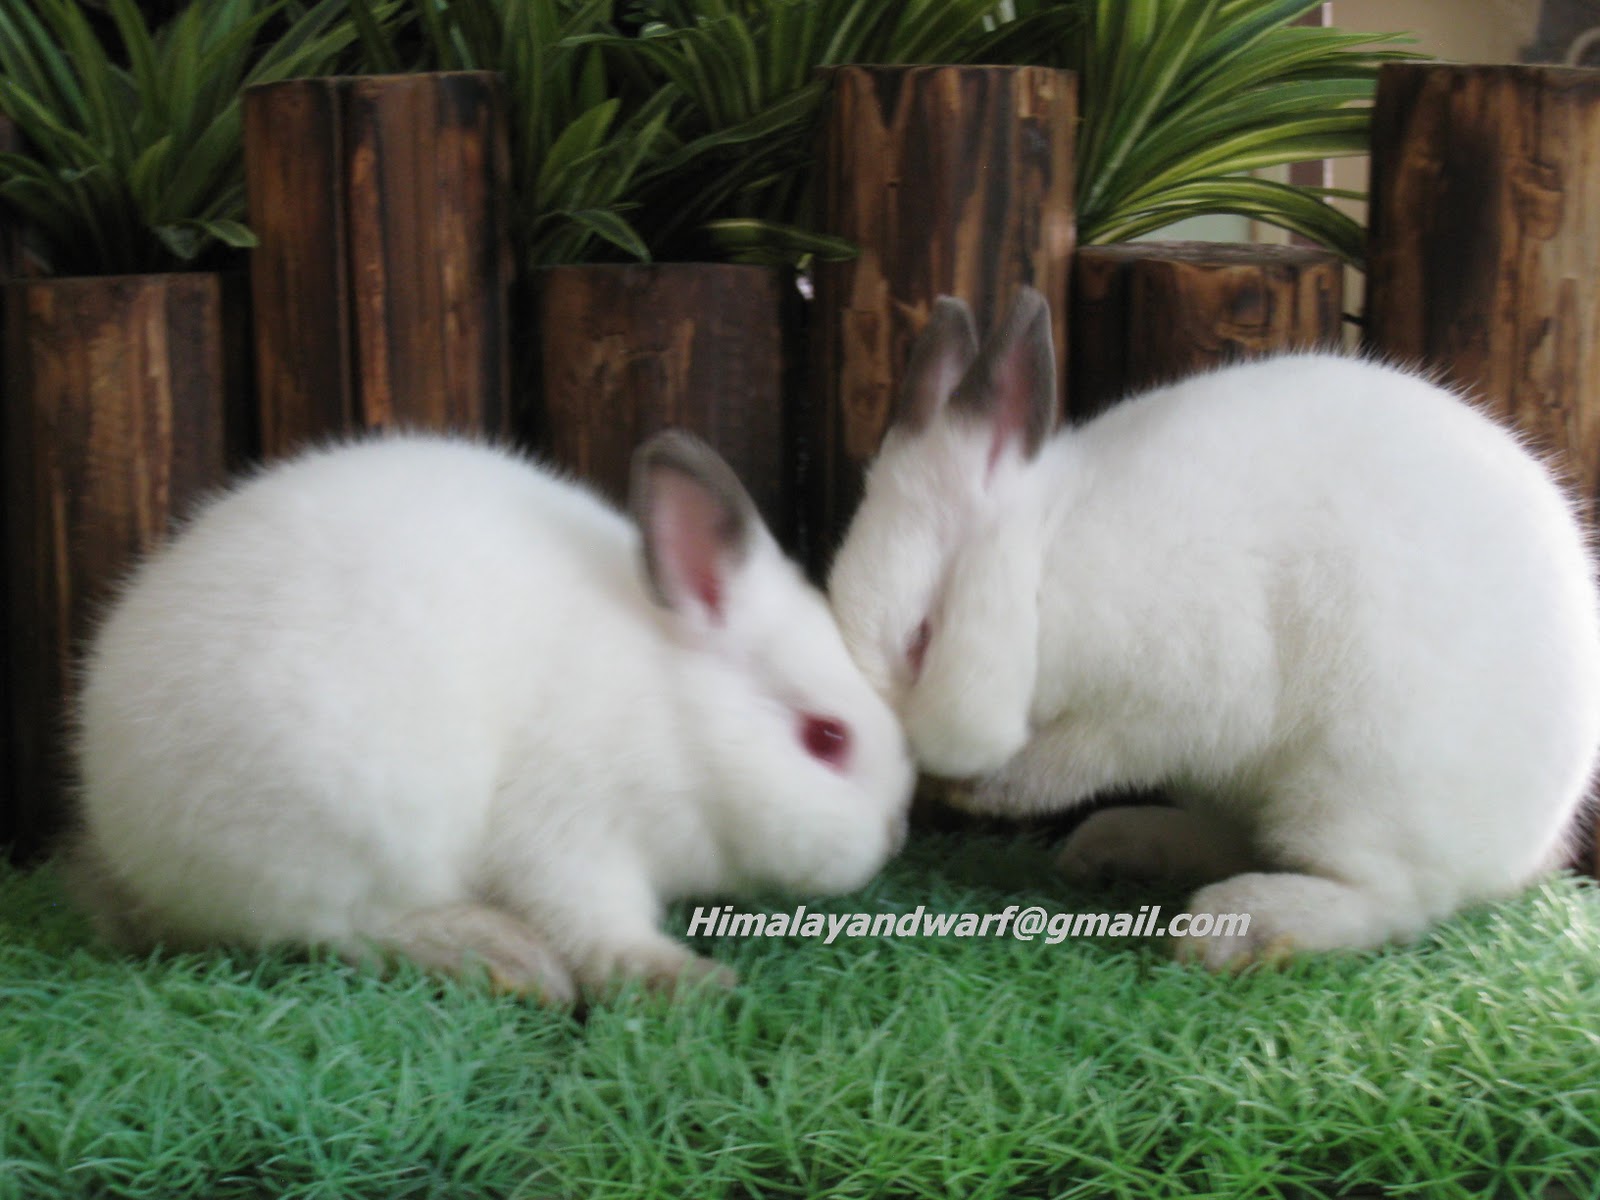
808, 65, 1076, 568
245, 72, 511, 456
0, 115, 20, 279
344, 73, 511, 438
535, 264, 795, 541
1072, 241, 1344, 418
2, 275, 242, 859
1366, 63, 1600, 512
0, 115, 16, 853
244, 79, 351, 452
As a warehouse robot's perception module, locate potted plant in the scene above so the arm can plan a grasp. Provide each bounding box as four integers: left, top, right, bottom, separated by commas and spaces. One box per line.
573, 0, 1078, 264
0, 0, 353, 859
246, 0, 620, 452
345, 0, 815, 525
797, 0, 1411, 559
1044, 0, 1408, 260
528, 0, 1076, 547
339, 0, 1070, 535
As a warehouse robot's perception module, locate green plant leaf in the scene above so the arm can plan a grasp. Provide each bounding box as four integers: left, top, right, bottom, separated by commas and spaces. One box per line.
561, 207, 654, 262
107, 0, 165, 122
702, 217, 857, 264
1111, 114, 1373, 211
189, 216, 260, 248
540, 98, 621, 188
48, 0, 133, 168
1087, 175, 1368, 262
125, 136, 175, 209
0, 77, 113, 170
0, 1, 93, 134
346, 0, 403, 74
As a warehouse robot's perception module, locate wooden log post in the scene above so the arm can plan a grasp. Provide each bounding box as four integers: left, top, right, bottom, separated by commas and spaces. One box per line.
1071, 241, 1345, 418
1366, 63, 1600, 507
2, 275, 244, 859
1363, 62, 1600, 877
0, 115, 17, 853
808, 65, 1076, 570
535, 264, 796, 541
0, 115, 20, 278
244, 72, 512, 456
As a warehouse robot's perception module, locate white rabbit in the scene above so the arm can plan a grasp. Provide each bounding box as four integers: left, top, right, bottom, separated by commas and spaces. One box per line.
828, 287, 1600, 968
70, 431, 914, 1003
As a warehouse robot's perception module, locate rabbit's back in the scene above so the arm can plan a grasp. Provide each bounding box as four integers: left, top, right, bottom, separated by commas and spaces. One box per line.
76, 436, 650, 948
1044, 354, 1600, 888
1066, 354, 1594, 688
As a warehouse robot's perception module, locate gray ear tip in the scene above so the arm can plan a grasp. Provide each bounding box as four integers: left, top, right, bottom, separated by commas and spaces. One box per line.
629, 427, 757, 536
630, 429, 696, 512
931, 295, 978, 335
631, 429, 730, 494
634, 427, 704, 468
1014, 285, 1050, 321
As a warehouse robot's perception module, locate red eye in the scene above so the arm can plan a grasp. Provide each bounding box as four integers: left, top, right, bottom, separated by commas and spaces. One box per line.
799, 713, 852, 772
906, 618, 932, 679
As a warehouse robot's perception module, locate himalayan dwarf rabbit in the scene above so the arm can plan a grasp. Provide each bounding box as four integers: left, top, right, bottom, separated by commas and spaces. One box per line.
828, 287, 1600, 968
72, 431, 914, 1002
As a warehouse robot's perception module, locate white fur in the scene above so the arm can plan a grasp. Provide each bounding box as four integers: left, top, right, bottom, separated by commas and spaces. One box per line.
829, 297, 1600, 968
73, 433, 914, 1000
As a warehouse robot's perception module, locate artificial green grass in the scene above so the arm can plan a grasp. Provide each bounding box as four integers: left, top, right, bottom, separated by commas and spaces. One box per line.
3, 834, 1599, 1200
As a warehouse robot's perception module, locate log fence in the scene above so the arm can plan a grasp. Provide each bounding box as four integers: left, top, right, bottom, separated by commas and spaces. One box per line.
3, 61, 1599, 870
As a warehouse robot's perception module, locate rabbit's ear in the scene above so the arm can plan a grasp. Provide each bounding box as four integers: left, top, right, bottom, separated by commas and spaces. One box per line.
950, 286, 1058, 467
895, 296, 979, 432
631, 430, 759, 628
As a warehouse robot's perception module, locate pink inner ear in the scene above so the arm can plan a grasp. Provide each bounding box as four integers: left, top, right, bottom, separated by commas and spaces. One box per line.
979, 340, 1043, 476
692, 564, 722, 618
986, 354, 1032, 476
652, 471, 731, 623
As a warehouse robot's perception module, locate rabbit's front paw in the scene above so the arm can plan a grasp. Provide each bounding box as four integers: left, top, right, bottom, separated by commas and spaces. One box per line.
921, 773, 1016, 815
378, 903, 578, 1006
905, 698, 1029, 780
1174, 872, 1402, 970
578, 936, 738, 998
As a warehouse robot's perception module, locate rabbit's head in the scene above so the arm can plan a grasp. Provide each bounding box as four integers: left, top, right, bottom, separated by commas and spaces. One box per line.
632, 432, 915, 896
827, 289, 1058, 714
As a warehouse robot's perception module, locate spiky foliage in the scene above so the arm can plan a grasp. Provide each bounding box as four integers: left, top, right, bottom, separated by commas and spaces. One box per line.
1054, 0, 1414, 260
590, 0, 1411, 265
0, 0, 356, 274
594, 0, 1082, 264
